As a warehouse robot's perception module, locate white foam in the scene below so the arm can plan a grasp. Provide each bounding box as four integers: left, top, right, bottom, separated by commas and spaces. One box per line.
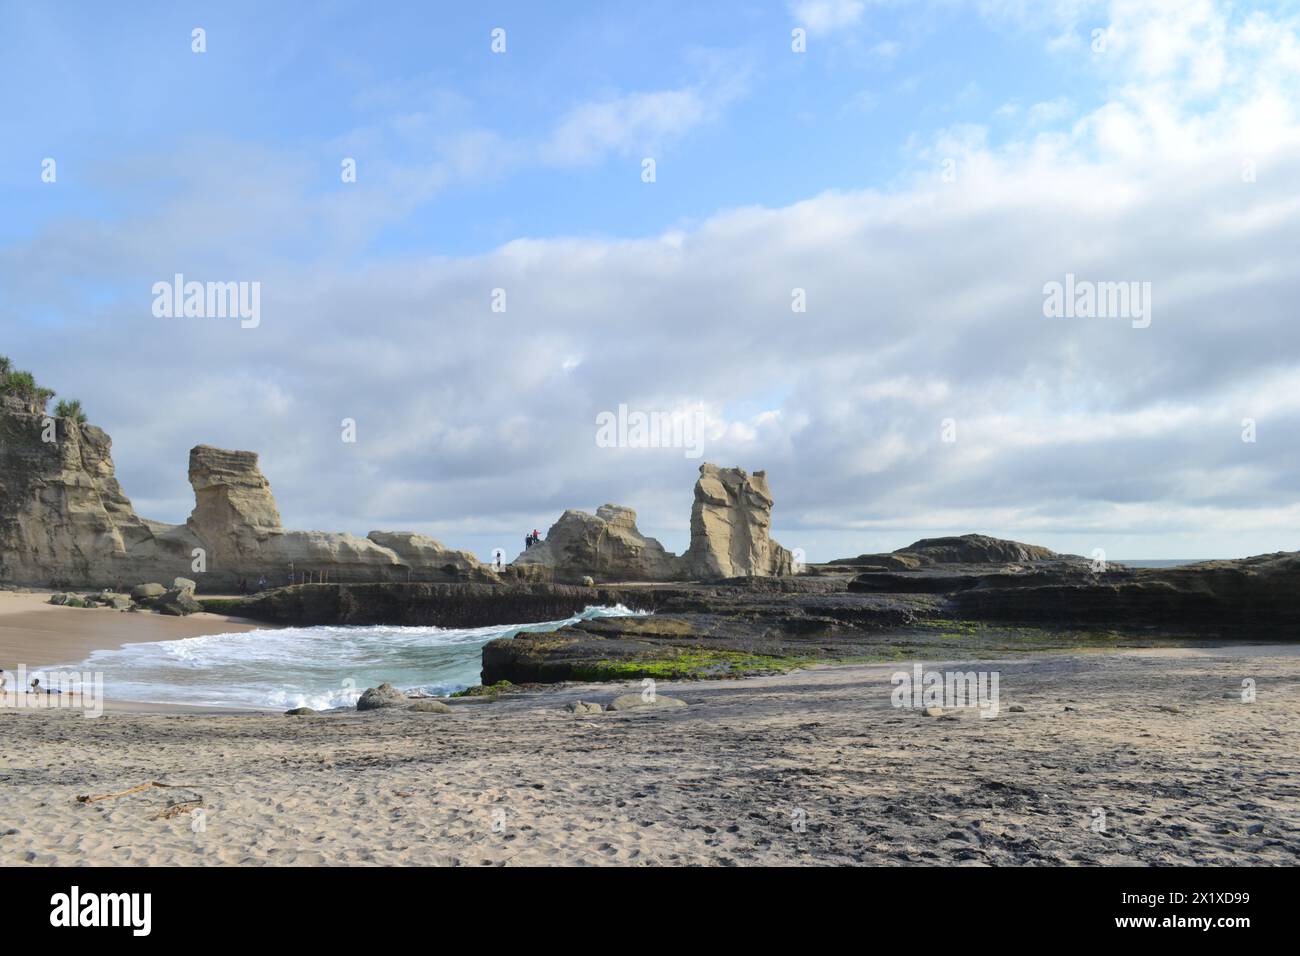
69, 604, 646, 710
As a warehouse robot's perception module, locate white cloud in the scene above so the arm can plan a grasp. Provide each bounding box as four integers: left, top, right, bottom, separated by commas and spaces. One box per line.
6, 0, 1300, 561
790, 0, 867, 35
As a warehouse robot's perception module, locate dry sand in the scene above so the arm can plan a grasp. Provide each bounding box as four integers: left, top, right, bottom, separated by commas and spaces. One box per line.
2, 643, 1297, 866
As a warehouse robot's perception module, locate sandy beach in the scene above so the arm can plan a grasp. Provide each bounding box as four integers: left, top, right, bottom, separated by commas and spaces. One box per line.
0, 591, 263, 671
1, 640, 1296, 866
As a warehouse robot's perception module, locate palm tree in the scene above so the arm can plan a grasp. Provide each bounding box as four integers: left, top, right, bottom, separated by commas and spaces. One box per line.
55, 398, 86, 423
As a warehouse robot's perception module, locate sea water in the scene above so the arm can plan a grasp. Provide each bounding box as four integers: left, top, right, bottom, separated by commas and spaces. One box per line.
68, 604, 645, 710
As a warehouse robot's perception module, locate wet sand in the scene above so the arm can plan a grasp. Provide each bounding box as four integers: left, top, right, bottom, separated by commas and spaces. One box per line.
1, 645, 1296, 866
0, 591, 262, 670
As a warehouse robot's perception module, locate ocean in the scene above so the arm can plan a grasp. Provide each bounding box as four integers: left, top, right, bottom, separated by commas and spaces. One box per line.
66, 604, 645, 711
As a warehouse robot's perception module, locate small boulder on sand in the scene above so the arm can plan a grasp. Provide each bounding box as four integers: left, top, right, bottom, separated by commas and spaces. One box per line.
356, 682, 409, 711
284, 707, 316, 716
607, 694, 687, 712
407, 699, 452, 714
567, 700, 604, 715
131, 582, 166, 601
171, 577, 198, 594
923, 706, 945, 718
156, 588, 203, 616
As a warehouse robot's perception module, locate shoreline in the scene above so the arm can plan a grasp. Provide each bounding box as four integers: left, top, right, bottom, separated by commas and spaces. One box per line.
0, 589, 266, 682
5, 588, 1298, 714
2, 644, 1295, 865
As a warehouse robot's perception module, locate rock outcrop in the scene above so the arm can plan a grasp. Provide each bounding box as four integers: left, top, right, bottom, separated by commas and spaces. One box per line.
830, 534, 1064, 570
2, 389, 789, 589
0, 395, 201, 587
680, 465, 793, 579
510, 465, 793, 582
512, 504, 680, 582
0, 398, 491, 590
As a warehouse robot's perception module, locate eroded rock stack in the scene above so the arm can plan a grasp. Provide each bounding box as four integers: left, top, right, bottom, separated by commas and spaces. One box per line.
510, 464, 793, 582
680, 464, 793, 579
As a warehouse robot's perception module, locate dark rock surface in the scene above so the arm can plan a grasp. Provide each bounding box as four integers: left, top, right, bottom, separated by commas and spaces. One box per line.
208, 537, 1300, 687
219, 581, 646, 628
829, 533, 1067, 569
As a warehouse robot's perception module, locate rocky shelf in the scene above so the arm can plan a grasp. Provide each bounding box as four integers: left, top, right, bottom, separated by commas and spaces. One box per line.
205, 541, 1300, 687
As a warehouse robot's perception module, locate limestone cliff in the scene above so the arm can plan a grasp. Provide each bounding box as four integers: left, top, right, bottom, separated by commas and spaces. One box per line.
2, 392, 791, 588
0, 396, 198, 587
0, 399, 490, 589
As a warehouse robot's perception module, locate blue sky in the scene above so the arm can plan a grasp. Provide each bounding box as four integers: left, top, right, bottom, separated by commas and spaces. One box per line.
1, 1, 1088, 253
3, 0, 1300, 562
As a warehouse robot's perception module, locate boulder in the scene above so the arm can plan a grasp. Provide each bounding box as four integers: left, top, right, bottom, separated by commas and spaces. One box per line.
406, 699, 453, 714
566, 700, 605, 715
607, 693, 687, 712
48, 593, 69, 606
171, 577, 197, 593
156, 588, 203, 616
356, 682, 409, 711
131, 582, 166, 600
284, 707, 316, 716
680, 464, 792, 579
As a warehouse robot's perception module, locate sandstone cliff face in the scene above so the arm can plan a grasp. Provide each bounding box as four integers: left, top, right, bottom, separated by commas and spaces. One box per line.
681, 464, 793, 578
512, 504, 681, 582
0, 400, 490, 590
0, 396, 198, 587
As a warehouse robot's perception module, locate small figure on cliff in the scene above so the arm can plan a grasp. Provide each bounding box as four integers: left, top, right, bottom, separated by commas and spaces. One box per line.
257, 575, 267, 591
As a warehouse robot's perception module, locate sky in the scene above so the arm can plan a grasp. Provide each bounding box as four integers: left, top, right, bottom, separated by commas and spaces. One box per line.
2, 0, 1299, 563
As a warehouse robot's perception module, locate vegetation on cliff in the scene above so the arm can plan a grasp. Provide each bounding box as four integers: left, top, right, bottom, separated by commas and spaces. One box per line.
0, 354, 83, 418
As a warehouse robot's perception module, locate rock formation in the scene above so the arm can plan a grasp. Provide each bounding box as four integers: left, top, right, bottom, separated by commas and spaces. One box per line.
2, 389, 790, 589
0, 398, 489, 590
510, 465, 794, 582
0, 395, 200, 587
512, 504, 680, 582
829, 534, 1065, 570
680, 464, 793, 578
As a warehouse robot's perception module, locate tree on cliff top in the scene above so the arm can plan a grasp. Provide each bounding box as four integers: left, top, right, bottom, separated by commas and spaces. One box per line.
0, 355, 59, 413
